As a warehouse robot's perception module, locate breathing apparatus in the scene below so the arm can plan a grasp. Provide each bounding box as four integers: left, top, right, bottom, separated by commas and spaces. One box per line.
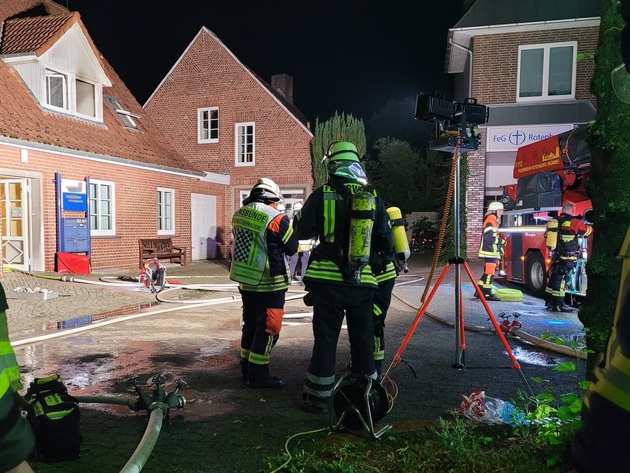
347, 189, 376, 283
140, 258, 166, 293
545, 212, 559, 252
387, 207, 410, 272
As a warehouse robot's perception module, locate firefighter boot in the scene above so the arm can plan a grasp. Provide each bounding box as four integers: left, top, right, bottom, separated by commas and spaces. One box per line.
553, 297, 573, 313
483, 292, 501, 302
247, 363, 284, 389
240, 358, 248, 381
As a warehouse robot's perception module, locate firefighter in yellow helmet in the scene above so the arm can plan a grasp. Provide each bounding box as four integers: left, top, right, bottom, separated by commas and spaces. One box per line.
230, 178, 298, 388
293, 141, 394, 413
477, 201, 505, 301
0, 282, 35, 472
571, 224, 630, 472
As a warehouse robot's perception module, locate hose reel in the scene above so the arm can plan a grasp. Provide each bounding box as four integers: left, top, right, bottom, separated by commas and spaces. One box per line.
329, 373, 391, 439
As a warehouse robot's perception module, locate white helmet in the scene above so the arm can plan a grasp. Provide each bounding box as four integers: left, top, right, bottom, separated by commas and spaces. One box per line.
293, 201, 303, 212
250, 178, 282, 202
488, 201, 504, 212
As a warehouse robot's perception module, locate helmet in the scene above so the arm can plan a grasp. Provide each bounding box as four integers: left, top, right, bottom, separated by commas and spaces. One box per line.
488, 201, 504, 212
293, 201, 303, 212
324, 141, 360, 163
249, 178, 282, 202
323, 141, 366, 183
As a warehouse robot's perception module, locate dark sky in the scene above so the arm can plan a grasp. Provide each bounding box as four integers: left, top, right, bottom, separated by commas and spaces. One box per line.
56, 0, 464, 124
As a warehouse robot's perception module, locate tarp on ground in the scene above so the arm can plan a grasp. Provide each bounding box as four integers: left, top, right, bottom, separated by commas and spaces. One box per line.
513, 124, 591, 178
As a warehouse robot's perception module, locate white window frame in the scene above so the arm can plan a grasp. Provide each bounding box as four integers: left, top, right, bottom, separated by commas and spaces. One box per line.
235, 122, 255, 167
198, 107, 219, 143
43, 67, 102, 121
45, 69, 68, 111
516, 42, 577, 102
89, 179, 115, 236
157, 188, 175, 235
239, 190, 250, 208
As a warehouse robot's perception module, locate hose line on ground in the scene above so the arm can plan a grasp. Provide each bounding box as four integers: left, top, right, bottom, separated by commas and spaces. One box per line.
120, 408, 164, 473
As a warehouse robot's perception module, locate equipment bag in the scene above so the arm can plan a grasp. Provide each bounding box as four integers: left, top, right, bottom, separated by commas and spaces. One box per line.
25, 374, 81, 463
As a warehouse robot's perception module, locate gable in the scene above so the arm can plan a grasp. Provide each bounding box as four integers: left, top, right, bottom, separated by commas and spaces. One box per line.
40, 22, 110, 86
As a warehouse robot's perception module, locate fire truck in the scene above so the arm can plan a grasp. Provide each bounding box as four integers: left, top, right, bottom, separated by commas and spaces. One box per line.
496, 125, 592, 302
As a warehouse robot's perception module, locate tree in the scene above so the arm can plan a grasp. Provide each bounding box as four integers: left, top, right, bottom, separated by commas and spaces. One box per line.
310, 112, 366, 188
580, 0, 630, 356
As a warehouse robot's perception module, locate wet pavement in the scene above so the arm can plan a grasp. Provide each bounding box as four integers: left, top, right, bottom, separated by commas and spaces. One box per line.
3, 255, 587, 472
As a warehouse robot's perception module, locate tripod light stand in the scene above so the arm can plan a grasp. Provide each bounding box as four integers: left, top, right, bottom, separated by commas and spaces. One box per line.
386, 96, 533, 394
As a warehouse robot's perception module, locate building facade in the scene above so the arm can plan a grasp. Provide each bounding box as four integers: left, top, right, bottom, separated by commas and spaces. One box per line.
144, 27, 314, 258
0, 1, 228, 272
445, 0, 600, 257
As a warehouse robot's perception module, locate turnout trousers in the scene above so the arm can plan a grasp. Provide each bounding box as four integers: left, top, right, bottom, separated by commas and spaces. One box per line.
239, 289, 285, 368
303, 282, 376, 400
373, 278, 395, 372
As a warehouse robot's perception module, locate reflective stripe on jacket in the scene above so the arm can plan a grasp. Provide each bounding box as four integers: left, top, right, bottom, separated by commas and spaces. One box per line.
230, 202, 292, 291
557, 213, 593, 256
478, 213, 500, 259
295, 181, 393, 288
587, 225, 630, 412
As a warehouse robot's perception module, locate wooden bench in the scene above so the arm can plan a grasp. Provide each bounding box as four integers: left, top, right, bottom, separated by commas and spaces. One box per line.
139, 238, 186, 268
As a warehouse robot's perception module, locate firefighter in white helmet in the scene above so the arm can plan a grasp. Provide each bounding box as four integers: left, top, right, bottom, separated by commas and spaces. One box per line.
230, 178, 298, 388
477, 201, 505, 301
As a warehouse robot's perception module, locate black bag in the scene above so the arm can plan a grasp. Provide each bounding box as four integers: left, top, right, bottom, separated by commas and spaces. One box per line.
25, 374, 81, 463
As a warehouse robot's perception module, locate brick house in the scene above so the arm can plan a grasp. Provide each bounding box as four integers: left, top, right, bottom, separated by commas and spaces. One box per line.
0, 0, 229, 272
143, 27, 314, 257
445, 0, 599, 257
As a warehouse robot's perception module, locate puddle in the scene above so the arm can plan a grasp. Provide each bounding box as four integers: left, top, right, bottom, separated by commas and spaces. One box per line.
511, 346, 559, 366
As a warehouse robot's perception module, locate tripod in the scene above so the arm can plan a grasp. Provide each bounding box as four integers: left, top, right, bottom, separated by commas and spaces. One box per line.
384, 145, 532, 396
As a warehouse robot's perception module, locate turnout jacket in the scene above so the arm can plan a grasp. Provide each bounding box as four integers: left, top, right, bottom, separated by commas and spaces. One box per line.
557, 212, 593, 257
294, 178, 394, 288
230, 201, 298, 292
478, 213, 502, 259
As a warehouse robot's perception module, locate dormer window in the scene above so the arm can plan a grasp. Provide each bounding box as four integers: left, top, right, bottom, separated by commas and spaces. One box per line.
42, 67, 100, 120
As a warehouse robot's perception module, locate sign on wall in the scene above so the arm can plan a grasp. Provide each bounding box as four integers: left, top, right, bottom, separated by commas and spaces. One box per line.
486, 124, 573, 152
61, 179, 87, 211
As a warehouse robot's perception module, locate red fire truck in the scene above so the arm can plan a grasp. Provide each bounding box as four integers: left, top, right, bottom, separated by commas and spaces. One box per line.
496, 125, 592, 301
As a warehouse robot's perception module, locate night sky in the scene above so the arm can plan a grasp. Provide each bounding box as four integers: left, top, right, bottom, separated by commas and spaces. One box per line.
55, 0, 464, 124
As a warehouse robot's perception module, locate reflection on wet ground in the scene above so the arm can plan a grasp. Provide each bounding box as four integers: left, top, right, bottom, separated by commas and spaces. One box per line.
511, 346, 560, 366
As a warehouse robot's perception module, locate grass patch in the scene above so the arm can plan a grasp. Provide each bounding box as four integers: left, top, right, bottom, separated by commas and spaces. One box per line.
264, 415, 573, 473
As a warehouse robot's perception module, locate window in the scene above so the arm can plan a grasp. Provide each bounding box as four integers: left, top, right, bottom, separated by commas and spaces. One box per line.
198, 107, 219, 143
46, 70, 67, 109
235, 122, 255, 166
89, 180, 115, 236
43, 67, 101, 120
104, 95, 139, 129
157, 188, 175, 235
517, 42, 576, 101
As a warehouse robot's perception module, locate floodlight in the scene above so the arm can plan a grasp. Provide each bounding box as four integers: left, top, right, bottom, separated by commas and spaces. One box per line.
415, 92, 454, 122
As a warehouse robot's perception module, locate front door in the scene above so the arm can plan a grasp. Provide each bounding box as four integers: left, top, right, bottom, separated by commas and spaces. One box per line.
0, 179, 30, 270
191, 193, 217, 260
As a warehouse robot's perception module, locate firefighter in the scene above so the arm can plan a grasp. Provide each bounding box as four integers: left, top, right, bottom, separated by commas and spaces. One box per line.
545, 202, 593, 312
372, 208, 410, 377
477, 201, 505, 301
571, 224, 630, 472
230, 178, 298, 388
294, 141, 394, 413
0, 283, 35, 472
544, 211, 559, 308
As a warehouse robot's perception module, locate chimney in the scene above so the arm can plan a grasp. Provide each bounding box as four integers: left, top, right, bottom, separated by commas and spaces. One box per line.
271, 74, 293, 103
